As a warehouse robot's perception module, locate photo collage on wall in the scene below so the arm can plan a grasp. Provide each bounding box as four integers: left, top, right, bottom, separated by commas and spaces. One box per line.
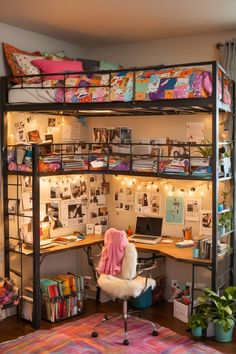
92, 126, 132, 153
15, 174, 110, 244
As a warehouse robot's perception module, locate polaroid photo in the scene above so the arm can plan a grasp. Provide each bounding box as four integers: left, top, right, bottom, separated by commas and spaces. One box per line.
28, 130, 42, 143
200, 210, 212, 236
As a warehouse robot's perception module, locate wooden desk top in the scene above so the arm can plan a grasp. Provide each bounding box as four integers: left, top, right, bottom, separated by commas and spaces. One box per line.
20, 234, 211, 266
20, 234, 104, 256
133, 238, 212, 266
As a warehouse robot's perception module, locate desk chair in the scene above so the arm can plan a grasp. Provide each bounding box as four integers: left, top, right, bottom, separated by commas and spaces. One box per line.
91, 228, 158, 345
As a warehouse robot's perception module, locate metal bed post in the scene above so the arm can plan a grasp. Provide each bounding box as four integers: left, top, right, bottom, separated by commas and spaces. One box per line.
211, 62, 219, 292
32, 144, 41, 329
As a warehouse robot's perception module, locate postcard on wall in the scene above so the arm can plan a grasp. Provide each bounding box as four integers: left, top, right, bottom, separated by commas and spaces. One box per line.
150, 193, 161, 215
135, 192, 151, 214
60, 200, 86, 227
14, 121, 27, 143
186, 122, 204, 143
28, 130, 42, 143
114, 188, 125, 203
50, 185, 61, 199
93, 127, 108, 143
126, 187, 134, 203
165, 196, 184, 224
185, 198, 202, 221
22, 192, 33, 211
200, 210, 212, 236
21, 176, 32, 192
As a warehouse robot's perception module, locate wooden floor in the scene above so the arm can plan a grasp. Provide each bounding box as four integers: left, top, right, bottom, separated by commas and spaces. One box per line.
0, 299, 235, 353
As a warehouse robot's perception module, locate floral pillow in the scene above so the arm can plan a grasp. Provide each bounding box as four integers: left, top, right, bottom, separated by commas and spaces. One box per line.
12, 52, 46, 83
2, 42, 41, 84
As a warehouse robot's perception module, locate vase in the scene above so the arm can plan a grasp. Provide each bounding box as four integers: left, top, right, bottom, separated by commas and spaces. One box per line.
191, 326, 203, 337
215, 322, 234, 342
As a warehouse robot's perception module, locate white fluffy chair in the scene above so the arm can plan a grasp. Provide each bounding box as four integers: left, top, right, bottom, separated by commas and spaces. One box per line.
91, 242, 158, 345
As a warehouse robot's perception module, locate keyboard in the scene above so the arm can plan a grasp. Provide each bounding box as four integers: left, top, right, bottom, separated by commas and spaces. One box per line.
129, 234, 162, 244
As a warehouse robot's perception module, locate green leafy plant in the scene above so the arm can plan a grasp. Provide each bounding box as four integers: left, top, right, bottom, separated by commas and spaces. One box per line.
197, 287, 236, 332
221, 190, 231, 204
188, 303, 210, 329
219, 211, 232, 231
195, 138, 212, 158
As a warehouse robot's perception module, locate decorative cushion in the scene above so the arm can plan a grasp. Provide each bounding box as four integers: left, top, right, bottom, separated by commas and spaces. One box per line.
99, 59, 121, 71
31, 59, 84, 80
2, 42, 41, 83
12, 53, 45, 83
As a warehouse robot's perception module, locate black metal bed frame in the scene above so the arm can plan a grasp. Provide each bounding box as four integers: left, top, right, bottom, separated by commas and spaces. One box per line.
0, 60, 235, 329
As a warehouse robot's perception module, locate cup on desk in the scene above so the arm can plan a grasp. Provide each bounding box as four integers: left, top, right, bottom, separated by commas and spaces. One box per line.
193, 248, 199, 258
183, 228, 192, 240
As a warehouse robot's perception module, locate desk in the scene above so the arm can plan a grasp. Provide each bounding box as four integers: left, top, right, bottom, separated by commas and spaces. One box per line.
133, 238, 212, 266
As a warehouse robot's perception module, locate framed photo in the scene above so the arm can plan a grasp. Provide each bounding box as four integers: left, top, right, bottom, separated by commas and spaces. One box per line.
200, 210, 212, 236
95, 224, 102, 235
86, 223, 94, 235
28, 130, 42, 143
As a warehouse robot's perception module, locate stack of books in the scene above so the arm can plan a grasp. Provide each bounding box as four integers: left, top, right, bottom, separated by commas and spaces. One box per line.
132, 157, 156, 172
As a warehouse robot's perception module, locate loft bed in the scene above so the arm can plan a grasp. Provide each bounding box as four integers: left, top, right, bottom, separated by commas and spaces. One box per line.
2, 60, 233, 115
1, 61, 234, 179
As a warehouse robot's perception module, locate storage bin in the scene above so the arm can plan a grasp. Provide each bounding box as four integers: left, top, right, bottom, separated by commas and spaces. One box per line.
130, 287, 152, 309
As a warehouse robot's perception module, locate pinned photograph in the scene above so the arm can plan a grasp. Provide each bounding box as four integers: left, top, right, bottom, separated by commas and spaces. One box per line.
28, 130, 42, 143
165, 196, 184, 224
200, 210, 212, 235
86, 223, 94, 235
185, 198, 201, 221
48, 117, 56, 127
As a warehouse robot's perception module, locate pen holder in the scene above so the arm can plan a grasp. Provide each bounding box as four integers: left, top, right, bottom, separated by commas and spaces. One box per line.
183, 229, 192, 240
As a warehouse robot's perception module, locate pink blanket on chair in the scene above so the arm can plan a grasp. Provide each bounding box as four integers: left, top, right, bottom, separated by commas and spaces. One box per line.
97, 228, 128, 275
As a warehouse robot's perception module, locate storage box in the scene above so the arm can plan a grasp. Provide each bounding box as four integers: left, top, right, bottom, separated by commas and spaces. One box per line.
130, 287, 152, 309
173, 298, 191, 323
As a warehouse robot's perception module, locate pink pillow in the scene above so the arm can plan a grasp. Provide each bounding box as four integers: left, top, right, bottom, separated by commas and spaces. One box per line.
31, 59, 83, 80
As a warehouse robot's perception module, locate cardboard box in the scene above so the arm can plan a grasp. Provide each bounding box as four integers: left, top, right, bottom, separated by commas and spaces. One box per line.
173, 298, 191, 323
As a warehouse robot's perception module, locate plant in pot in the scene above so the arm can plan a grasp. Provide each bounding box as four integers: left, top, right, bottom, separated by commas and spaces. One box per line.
198, 286, 236, 342
220, 190, 231, 210
188, 303, 209, 337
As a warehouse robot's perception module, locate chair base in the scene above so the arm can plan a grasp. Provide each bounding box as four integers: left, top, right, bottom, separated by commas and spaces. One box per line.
91, 297, 159, 345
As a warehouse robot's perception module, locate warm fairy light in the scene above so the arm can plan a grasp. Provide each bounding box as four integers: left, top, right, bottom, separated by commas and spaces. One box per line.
137, 185, 141, 190
168, 190, 173, 196
121, 180, 125, 185
164, 184, 169, 190
146, 184, 151, 190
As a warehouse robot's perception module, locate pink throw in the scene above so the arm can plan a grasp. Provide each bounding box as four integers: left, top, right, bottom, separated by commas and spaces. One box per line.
97, 228, 128, 275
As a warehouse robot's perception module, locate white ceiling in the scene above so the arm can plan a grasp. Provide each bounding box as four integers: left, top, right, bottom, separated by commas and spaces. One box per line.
0, 0, 236, 46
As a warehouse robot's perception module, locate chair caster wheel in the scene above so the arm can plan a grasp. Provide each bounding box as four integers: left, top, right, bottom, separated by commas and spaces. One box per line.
123, 339, 129, 345
92, 331, 98, 338
152, 330, 158, 336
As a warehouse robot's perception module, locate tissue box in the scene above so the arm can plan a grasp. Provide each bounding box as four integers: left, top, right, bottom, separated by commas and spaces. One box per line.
173, 298, 191, 323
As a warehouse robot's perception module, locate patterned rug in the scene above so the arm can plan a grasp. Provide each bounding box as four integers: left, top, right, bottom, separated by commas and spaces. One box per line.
0, 313, 221, 353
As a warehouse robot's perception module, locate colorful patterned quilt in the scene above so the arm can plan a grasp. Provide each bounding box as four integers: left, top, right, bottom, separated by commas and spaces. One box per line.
52, 67, 231, 105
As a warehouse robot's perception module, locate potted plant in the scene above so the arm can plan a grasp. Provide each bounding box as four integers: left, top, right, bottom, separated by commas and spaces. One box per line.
195, 138, 213, 160
188, 303, 209, 337
198, 286, 236, 342
221, 190, 231, 209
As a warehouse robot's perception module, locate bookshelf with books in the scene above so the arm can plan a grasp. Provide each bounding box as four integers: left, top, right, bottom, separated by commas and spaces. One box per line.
1, 61, 235, 329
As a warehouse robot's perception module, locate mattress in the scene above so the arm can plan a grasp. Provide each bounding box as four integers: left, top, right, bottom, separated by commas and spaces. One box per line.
8, 83, 56, 103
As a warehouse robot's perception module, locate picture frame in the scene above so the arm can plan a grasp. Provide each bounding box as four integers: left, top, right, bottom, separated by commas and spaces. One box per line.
86, 223, 94, 235
200, 210, 212, 236
94, 224, 102, 235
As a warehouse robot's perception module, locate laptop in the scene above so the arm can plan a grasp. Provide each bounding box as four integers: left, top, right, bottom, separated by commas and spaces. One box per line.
129, 216, 163, 244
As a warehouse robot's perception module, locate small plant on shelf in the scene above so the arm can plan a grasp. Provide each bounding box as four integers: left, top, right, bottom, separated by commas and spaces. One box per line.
221, 190, 231, 209
195, 138, 212, 159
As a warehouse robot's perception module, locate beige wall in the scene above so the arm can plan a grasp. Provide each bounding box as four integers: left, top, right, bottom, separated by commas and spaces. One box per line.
85, 30, 236, 66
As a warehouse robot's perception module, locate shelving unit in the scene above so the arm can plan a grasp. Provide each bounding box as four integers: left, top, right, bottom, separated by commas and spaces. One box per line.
1, 60, 235, 329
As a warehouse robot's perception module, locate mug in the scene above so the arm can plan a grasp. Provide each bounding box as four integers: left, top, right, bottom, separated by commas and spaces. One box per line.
183, 229, 192, 240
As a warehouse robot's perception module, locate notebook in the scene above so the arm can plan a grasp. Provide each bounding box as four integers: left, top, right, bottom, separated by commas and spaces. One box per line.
129, 216, 163, 244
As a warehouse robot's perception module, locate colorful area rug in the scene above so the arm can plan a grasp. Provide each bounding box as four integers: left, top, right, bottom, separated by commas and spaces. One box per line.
0, 313, 221, 353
